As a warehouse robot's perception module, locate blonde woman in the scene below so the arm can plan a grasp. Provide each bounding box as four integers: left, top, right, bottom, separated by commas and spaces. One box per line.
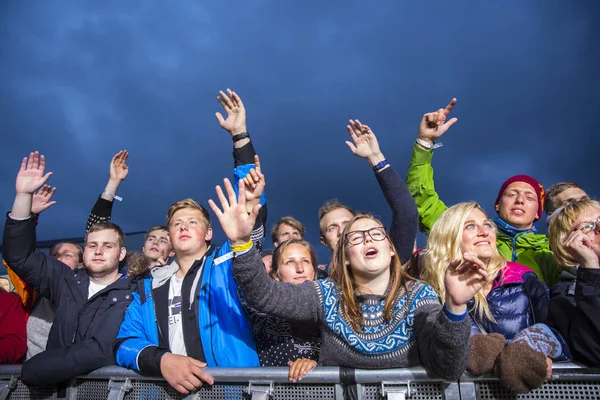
548, 199, 600, 367
422, 202, 569, 393
209, 178, 488, 382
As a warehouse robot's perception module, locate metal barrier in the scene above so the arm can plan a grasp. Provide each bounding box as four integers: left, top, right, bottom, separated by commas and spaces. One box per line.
1, 363, 599, 400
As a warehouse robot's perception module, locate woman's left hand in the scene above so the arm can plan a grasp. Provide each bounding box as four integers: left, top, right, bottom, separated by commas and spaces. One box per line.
287, 358, 317, 383
444, 252, 489, 313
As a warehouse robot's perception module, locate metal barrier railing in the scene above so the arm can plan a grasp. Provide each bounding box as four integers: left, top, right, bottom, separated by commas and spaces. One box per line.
1, 363, 599, 400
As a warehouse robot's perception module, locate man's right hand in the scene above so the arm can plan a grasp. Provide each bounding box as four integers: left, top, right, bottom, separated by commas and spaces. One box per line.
16, 152, 52, 195
417, 98, 458, 145
109, 150, 129, 182
160, 353, 214, 395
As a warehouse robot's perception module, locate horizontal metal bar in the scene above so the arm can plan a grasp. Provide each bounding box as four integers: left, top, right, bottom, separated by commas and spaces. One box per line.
1, 363, 598, 384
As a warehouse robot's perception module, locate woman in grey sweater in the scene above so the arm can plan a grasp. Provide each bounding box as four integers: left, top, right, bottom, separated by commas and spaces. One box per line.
209, 178, 488, 381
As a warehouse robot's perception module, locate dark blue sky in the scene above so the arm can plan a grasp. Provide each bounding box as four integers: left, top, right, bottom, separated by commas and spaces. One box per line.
1, 1, 599, 263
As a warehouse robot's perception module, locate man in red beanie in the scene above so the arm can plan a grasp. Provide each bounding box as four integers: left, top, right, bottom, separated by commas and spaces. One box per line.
406, 98, 561, 285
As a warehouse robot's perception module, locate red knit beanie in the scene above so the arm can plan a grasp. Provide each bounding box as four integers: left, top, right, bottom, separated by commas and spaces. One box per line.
494, 175, 545, 221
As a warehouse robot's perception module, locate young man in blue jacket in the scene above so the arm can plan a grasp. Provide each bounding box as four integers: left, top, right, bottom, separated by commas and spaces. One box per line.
114, 89, 266, 395
3, 152, 134, 386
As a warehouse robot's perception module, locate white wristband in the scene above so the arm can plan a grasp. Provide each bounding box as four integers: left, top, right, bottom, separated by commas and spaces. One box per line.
416, 138, 443, 150
103, 190, 123, 202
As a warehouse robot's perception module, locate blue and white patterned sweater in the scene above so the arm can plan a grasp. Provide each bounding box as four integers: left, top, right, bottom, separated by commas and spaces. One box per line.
233, 248, 471, 381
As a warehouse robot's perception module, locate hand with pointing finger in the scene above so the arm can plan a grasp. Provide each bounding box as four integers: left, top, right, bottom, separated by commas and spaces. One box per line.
418, 98, 458, 146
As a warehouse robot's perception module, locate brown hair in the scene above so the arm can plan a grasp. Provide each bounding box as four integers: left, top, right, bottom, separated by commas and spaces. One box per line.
125, 251, 153, 278
86, 222, 125, 248
50, 242, 84, 263
271, 216, 306, 244
545, 181, 586, 214
166, 198, 211, 229
144, 225, 169, 242
271, 239, 318, 278
318, 199, 356, 234
330, 213, 414, 332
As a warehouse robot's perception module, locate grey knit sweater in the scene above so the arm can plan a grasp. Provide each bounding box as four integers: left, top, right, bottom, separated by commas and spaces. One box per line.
233, 248, 471, 381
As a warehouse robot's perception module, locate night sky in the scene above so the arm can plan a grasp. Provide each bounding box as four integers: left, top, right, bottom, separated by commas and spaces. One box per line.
1, 1, 599, 265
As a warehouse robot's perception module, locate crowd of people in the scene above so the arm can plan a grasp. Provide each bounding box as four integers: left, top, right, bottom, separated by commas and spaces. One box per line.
0, 90, 598, 395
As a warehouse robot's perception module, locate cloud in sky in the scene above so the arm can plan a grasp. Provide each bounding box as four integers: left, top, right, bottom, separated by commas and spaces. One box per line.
1, 0, 598, 262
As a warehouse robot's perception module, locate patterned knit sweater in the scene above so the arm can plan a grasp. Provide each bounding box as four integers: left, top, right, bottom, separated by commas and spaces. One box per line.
233, 248, 471, 381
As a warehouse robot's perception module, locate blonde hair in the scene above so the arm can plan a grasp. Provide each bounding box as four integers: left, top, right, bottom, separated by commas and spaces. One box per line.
423, 202, 504, 322
166, 198, 211, 229
329, 213, 414, 332
549, 199, 600, 267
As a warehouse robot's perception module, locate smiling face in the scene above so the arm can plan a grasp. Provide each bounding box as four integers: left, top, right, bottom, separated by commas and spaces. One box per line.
275, 243, 315, 284
142, 229, 171, 261
168, 208, 213, 258
497, 182, 539, 229
344, 218, 392, 281
460, 208, 498, 262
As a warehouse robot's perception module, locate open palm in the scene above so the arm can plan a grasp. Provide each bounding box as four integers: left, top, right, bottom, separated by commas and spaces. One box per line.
215, 89, 247, 135
208, 178, 261, 245
16, 152, 52, 195
345, 119, 381, 159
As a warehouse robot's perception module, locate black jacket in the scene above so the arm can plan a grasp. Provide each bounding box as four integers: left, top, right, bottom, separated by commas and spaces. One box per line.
2, 215, 134, 385
549, 266, 600, 367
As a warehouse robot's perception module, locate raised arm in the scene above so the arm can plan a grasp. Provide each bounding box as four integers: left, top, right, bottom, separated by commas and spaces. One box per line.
6, 183, 57, 310
406, 99, 457, 235
416, 253, 488, 380
85, 150, 129, 233
216, 89, 267, 249
4, 152, 71, 305
345, 120, 418, 264
208, 178, 320, 323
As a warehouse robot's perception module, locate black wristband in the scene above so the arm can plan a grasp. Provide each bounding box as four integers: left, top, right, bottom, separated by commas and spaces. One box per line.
232, 131, 250, 142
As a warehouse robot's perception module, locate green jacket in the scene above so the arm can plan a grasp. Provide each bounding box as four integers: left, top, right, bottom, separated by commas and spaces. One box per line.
406, 143, 561, 285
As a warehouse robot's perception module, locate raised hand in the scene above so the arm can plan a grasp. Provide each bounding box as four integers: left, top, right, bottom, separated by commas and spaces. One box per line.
564, 230, 599, 268
31, 184, 57, 214
242, 155, 265, 211
208, 178, 261, 246
287, 358, 317, 383
418, 98, 458, 145
110, 150, 129, 182
345, 120, 386, 167
444, 252, 489, 313
215, 88, 247, 136
16, 152, 52, 195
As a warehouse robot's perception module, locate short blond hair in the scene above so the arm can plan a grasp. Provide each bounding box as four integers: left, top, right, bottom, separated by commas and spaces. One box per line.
166, 198, 211, 229
548, 199, 600, 267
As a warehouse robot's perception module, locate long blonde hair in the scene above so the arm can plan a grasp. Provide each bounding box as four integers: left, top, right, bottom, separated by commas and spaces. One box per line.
329, 213, 414, 332
549, 199, 600, 267
423, 202, 505, 322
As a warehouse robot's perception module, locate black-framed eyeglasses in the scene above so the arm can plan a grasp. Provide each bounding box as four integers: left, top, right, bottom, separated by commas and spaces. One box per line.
576, 217, 600, 234
345, 227, 387, 245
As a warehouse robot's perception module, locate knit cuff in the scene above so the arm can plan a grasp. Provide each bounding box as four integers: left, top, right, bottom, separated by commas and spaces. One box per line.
442, 305, 467, 322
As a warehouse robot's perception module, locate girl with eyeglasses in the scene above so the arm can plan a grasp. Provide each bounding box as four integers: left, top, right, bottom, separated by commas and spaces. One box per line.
209, 178, 488, 382
421, 202, 570, 394
548, 199, 600, 367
